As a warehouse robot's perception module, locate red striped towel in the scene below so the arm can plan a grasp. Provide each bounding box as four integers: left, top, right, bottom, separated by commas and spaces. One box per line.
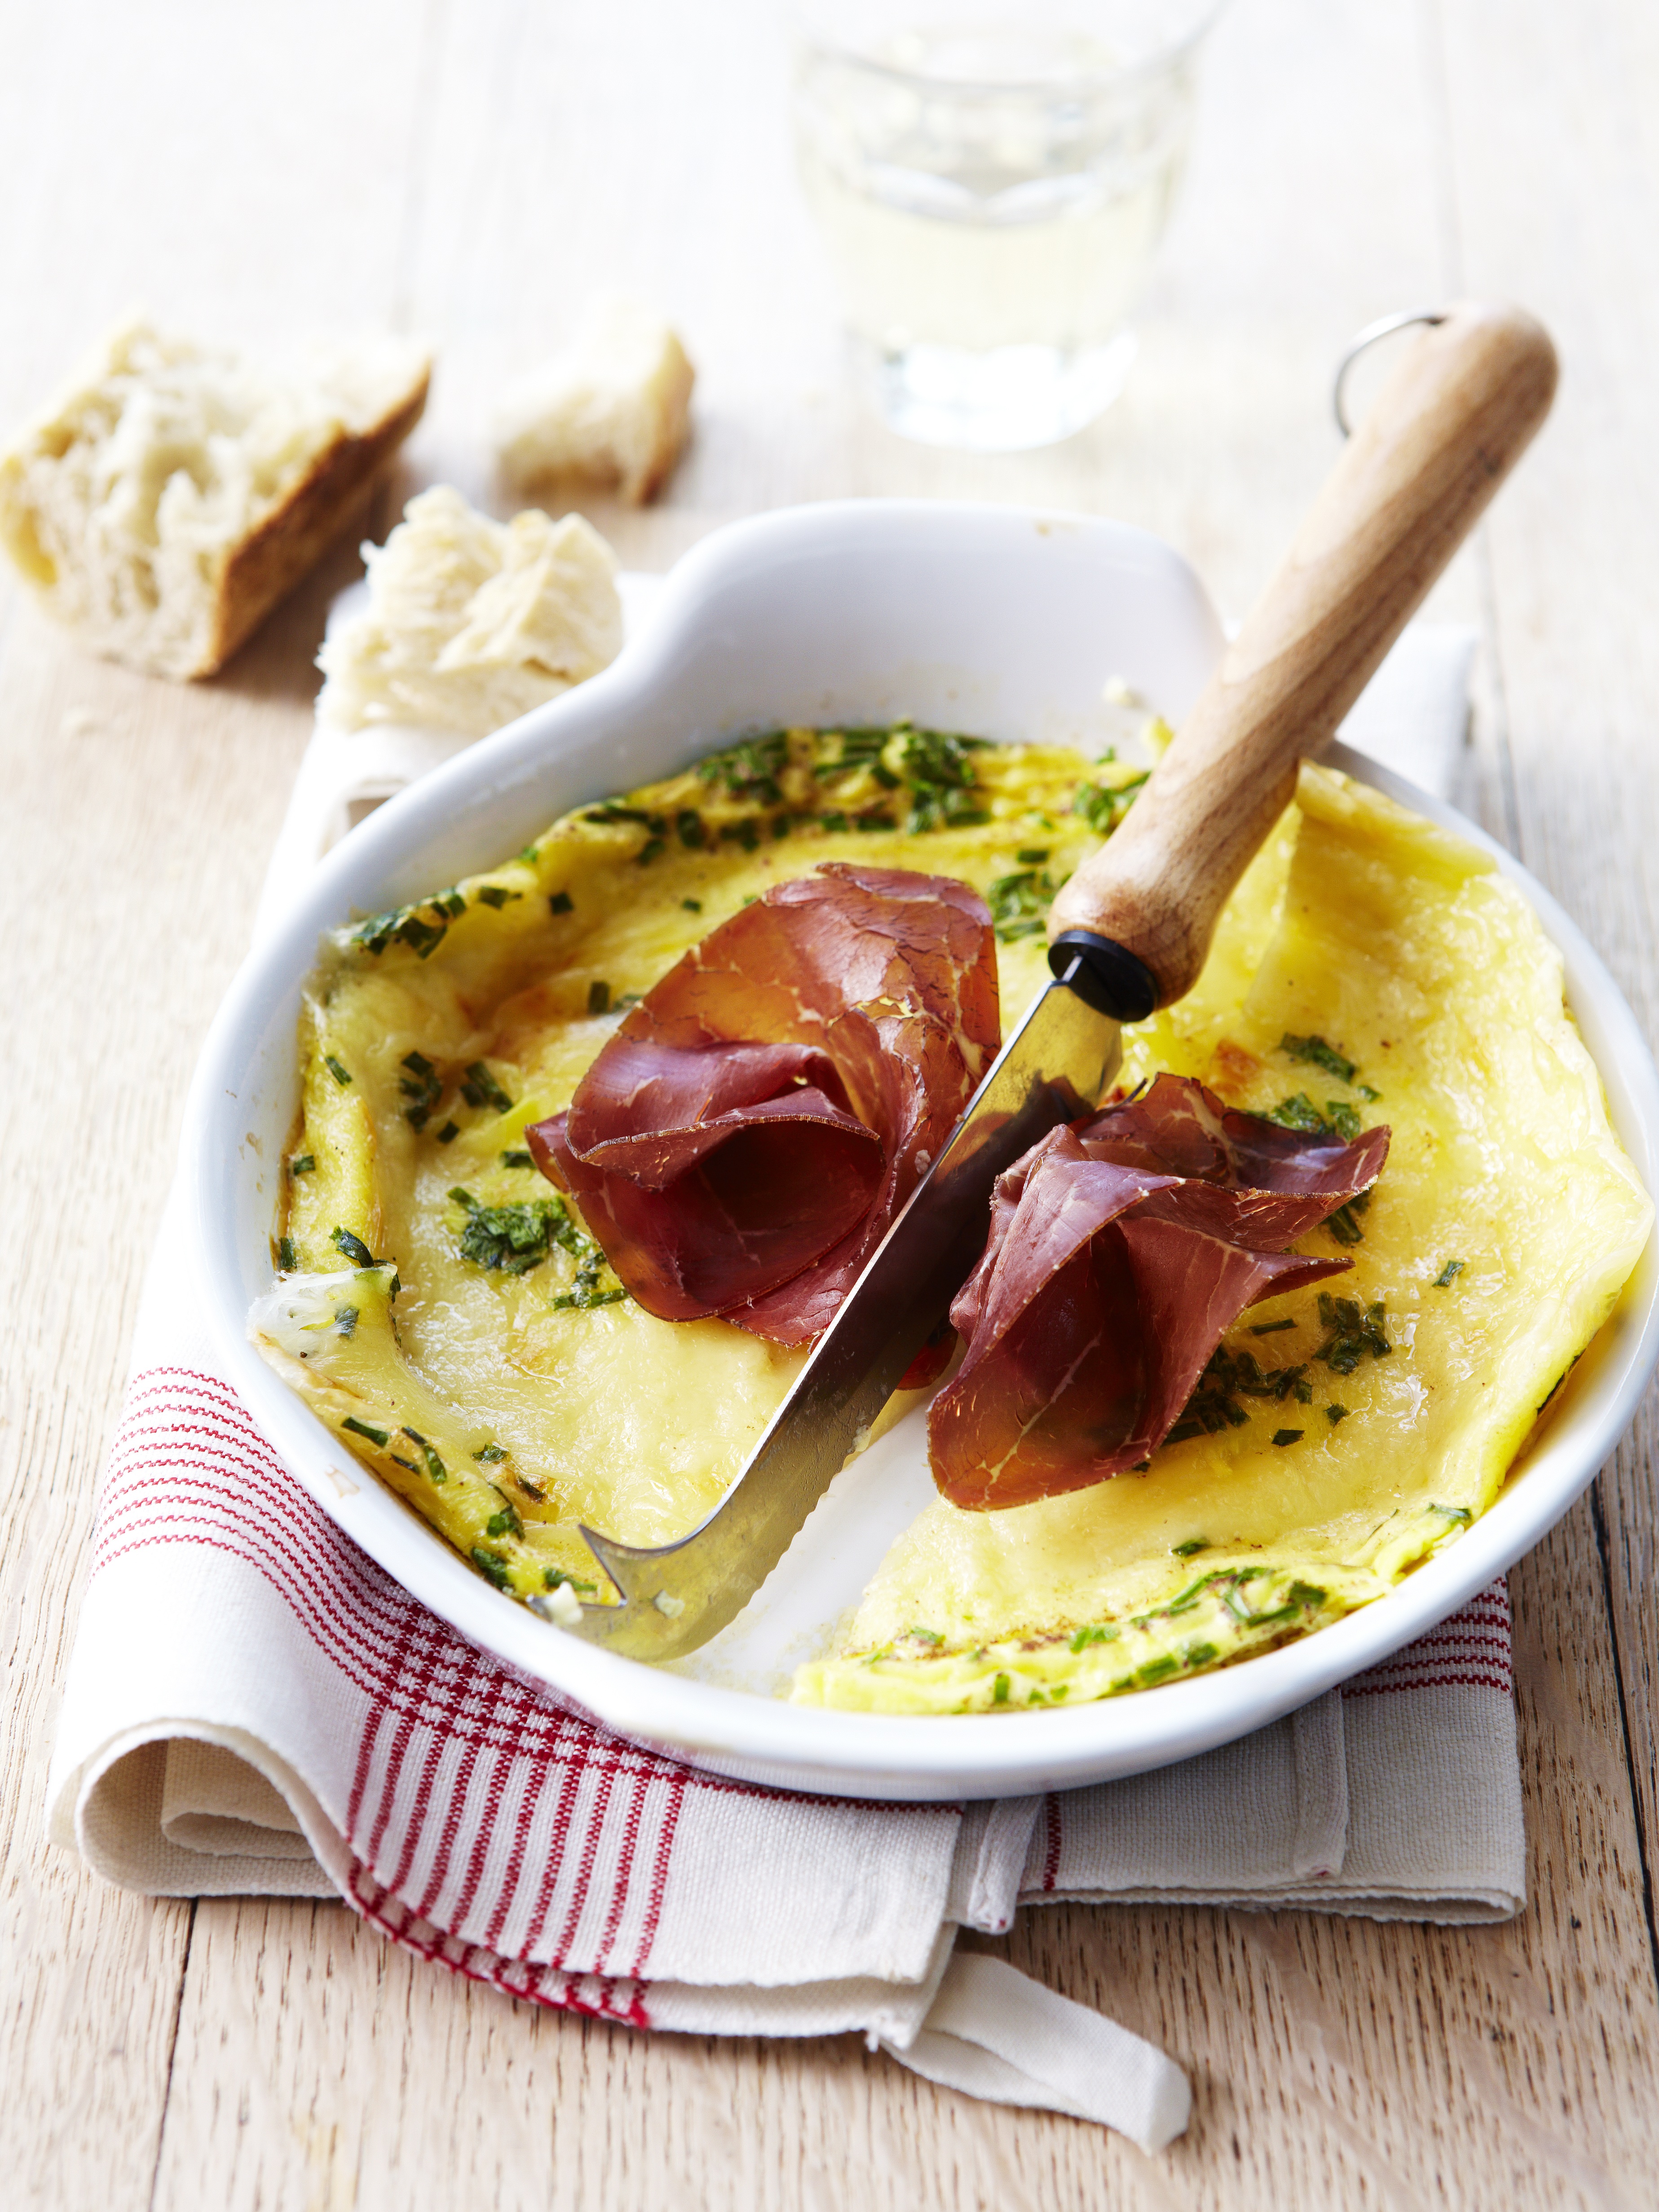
47, 1187, 1524, 2148
49, 612, 1521, 2145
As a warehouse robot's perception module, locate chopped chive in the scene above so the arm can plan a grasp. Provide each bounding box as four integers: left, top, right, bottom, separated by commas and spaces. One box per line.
1016, 847, 1050, 864
1266, 1091, 1327, 1134
636, 837, 667, 866
459, 1061, 513, 1114
334, 1304, 358, 1338
289, 1154, 316, 1177
473, 1443, 507, 1464
681, 898, 702, 914
992, 1673, 1010, 1705
395, 913, 447, 958
1281, 1033, 1358, 1084
1433, 1258, 1465, 1288
1326, 1404, 1349, 1424
519, 844, 539, 864
583, 803, 652, 826
342, 1416, 390, 1448
1315, 1292, 1391, 1373
331, 1226, 374, 1267
548, 890, 574, 915
676, 809, 706, 849
1271, 1428, 1304, 1447
545, 1567, 597, 1594
398, 1048, 444, 1131
500, 1149, 534, 1170
588, 979, 611, 1016
1072, 773, 1147, 836
1069, 1624, 1117, 1652
477, 884, 521, 909
1325, 1198, 1367, 1245
469, 1547, 512, 1592
277, 1236, 297, 1272
987, 865, 1060, 945
1173, 1537, 1209, 1559
401, 1426, 447, 1483
323, 1054, 352, 1086
1250, 1317, 1296, 1336
436, 1121, 459, 1144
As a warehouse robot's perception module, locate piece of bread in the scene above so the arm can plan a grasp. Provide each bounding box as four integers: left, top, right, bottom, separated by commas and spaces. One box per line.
315, 485, 622, 736
0, 314, 431, 680
493, 297, 693, 505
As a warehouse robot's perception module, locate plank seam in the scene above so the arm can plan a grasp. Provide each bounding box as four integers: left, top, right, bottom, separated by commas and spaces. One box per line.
146, 1896, 196, 2212
1592, 1475, 1659, 1996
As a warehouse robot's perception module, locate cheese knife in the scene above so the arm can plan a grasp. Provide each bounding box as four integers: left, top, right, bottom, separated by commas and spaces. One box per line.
562, 300, 1557, 1662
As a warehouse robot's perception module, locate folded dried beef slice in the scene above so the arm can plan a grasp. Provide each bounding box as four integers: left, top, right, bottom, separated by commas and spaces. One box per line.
527, 864, 1000, 1345
930, 1073, 1390, 1509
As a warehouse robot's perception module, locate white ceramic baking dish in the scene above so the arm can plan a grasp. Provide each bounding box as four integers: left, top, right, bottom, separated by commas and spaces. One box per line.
185, 500, 1659, 1802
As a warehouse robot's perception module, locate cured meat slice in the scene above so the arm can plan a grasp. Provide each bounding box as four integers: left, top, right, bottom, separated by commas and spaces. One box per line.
528, 864, 999, 1344
931, 1073, 1390, 1509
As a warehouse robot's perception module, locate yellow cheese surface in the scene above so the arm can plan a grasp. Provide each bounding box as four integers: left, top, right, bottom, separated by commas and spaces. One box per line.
252, 732, 1650, 1700
794, 764, 1652, 1711
256, 726, 1120, 1604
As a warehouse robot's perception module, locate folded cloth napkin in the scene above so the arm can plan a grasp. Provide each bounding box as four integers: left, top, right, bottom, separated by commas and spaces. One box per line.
48, 603, 1518, 2151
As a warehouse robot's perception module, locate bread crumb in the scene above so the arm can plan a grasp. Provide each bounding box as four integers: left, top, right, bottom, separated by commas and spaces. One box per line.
316, 485, 622, 737
493, 297, 693, 505
0, 313, 429, 679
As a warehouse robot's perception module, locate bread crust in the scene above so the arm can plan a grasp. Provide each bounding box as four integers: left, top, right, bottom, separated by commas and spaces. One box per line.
626, 339, 694, 504
202, 370, 430, 677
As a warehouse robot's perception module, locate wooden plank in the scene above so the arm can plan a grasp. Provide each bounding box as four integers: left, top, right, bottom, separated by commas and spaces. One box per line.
0, 2, 425, 2204
1433, 0, 1659, 1978
972, 1501, 1659, 2212
145, 2, 1653, 2208
155, 1895, 1214, 2212
4, 0, 1656, 2204
0, 596, 315, 2206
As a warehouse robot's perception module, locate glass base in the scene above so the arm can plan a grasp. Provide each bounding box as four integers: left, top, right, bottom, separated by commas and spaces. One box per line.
853, 330, 1138, 452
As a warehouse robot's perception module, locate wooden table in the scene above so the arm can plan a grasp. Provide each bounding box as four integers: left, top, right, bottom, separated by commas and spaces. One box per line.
5, 2, 1657, 2204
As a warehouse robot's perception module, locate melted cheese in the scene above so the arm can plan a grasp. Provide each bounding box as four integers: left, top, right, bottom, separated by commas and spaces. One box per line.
256, 737, 1649, 1697
793, 765, 1651, 1711
259, 729, 1116, 1602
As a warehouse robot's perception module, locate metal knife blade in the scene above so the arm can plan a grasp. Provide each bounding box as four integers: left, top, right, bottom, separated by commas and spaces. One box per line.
560, 966, 1123, 1661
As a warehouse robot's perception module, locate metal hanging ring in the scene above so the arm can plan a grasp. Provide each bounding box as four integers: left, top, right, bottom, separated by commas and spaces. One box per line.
1333, 308, 1450, 437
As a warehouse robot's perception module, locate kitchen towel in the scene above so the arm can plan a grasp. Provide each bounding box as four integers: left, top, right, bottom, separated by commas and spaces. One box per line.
49, 604, 1516, 2152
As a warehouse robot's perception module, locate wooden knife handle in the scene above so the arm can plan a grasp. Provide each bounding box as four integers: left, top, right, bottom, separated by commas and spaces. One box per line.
1047, 300, 1558, 1008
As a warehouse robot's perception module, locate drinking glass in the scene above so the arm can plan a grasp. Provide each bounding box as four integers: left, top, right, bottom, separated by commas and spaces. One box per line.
791, 0, 1224, 451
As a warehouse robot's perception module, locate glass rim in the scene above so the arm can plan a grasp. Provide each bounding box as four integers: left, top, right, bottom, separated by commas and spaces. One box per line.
789, 1, 1228, 98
